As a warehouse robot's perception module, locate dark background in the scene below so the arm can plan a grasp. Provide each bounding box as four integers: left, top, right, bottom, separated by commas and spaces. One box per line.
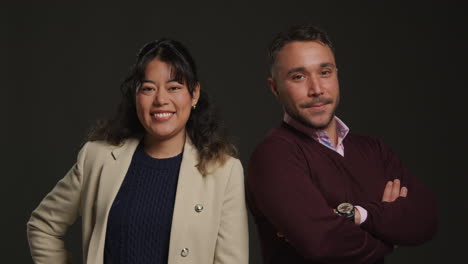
3, 1, 466, 263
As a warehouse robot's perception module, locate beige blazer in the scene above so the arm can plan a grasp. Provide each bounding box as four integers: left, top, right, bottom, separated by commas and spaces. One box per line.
27, 137, 249, 264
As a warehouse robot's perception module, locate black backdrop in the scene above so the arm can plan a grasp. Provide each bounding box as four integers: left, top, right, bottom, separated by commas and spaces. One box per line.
3, 1, 466, 263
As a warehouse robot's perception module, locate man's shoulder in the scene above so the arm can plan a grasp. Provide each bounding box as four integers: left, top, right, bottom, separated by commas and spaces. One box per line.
346, 133, 388, 153
250, 124, 308, 162
347, 132, 380, 143
258, 123, 305, 148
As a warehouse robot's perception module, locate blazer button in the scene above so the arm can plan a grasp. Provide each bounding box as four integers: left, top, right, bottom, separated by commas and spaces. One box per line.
194, 204, 204, 213
181, 248, 189, 257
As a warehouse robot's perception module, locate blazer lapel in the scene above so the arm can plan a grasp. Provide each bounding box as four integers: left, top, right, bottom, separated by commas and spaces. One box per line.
168, 137, 202, 263
86, 138, 140, 263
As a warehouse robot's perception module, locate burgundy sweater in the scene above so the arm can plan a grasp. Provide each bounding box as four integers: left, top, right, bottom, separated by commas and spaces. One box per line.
247, 122, 437, 264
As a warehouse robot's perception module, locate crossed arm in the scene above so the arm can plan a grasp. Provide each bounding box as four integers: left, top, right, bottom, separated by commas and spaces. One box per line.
356, 139, 438, 246
358, 178, 408, 225
247, 138, 394, 264
278, 178, 407, 240
247, 137, 437, 263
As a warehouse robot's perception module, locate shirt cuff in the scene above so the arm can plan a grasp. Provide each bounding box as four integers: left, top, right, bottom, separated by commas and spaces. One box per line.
355, 205, 368, 224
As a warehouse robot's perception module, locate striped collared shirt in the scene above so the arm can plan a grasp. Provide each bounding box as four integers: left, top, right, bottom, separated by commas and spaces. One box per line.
283, 113, 349, 157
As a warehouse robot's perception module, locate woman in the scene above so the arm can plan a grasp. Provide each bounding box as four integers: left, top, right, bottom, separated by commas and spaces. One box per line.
27, 39, 249, 264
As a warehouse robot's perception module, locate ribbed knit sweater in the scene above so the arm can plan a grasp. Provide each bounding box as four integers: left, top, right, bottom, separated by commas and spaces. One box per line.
104, 144, 182, 264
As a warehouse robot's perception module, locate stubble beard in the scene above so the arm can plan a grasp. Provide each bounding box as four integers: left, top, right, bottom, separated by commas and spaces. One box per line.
293, 109, 334, 129
287, 97, 339, 130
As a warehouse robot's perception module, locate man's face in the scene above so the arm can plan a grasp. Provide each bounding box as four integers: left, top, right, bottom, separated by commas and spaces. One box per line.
269, 41, 340, 129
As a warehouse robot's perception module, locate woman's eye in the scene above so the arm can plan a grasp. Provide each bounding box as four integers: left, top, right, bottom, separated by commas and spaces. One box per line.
168, 86, 181, 91
142, 87, 152, 91
139, 86, 155, 95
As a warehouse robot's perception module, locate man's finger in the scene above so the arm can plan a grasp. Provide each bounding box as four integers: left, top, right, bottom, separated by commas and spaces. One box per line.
400, 186, 408, 197
277, 232, 289, 242
391, 179, 400, 201
382, 181, 393, 202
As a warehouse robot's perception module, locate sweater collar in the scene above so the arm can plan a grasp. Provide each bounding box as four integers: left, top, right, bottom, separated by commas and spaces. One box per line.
283, 113, 349, 155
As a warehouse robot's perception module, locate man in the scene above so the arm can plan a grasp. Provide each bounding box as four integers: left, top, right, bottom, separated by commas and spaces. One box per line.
246, 25, 437, 264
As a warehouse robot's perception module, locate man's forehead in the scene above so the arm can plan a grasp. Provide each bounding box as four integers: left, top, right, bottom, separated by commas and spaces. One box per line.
275, 41, 335, 71
282, 40, 327, 49
279, 41, 334, 60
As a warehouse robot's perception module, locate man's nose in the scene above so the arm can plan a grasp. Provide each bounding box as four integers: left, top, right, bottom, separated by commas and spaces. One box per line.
308, 75, 323, 96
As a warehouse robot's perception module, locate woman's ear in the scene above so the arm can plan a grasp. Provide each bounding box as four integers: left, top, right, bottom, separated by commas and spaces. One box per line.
192, 82, 201, 106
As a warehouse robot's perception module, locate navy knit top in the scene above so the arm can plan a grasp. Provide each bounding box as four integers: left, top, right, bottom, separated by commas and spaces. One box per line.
104, 143, 182, 264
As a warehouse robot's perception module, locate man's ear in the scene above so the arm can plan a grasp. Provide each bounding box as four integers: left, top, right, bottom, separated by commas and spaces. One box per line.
268, 77, 280, 100
192, 83, 201, 106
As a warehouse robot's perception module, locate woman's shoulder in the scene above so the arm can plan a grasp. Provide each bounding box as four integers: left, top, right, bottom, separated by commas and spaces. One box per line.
207, 154, 243, 176
81, 140, 117, 156
79, 138, 140, 161
220, 154, 241, 167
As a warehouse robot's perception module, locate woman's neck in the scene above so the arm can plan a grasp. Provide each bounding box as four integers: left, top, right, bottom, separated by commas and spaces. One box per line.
143, 130, 186, 159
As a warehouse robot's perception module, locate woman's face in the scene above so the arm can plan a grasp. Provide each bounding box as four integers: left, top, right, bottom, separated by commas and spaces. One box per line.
136, 58, 199, 142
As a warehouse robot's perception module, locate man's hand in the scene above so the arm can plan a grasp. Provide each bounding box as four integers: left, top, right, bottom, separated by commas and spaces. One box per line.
381, 179, 407, 249
277, 232, 289, 242
382, 179, 408, 202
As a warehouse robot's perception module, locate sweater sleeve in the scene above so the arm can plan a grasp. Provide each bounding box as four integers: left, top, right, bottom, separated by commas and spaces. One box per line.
359, 139, 438, 246
26, 142, 89, 264
247, 137, 392, 264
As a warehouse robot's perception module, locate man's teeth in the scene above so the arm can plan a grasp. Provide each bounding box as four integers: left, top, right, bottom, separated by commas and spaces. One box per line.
153, 113, 173, 118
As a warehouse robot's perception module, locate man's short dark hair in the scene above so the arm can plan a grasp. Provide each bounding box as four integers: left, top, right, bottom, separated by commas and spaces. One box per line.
268, 24, 334, 75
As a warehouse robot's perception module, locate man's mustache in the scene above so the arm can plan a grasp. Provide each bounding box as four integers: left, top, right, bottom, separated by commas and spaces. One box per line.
299, 97, 333, 108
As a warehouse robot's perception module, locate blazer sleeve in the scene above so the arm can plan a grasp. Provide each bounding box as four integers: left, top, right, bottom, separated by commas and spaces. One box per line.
27, 142, 89, 264
247, 137, 392, 264
359, 139, 438, 246
213, 159, 249, 264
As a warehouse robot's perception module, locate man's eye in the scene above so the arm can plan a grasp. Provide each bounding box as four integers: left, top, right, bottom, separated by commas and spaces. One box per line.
321, 70, 332, 76
292, 75, 305, 80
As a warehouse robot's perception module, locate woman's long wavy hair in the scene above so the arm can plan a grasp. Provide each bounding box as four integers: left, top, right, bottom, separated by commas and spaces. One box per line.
87, 39, 237, 175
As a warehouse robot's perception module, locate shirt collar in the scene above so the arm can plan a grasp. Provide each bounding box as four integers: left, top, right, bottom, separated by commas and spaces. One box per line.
283, 112, 349, 145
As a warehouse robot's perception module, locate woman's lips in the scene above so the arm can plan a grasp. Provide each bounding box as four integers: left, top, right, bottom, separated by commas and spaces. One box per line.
151, 112, 174, 121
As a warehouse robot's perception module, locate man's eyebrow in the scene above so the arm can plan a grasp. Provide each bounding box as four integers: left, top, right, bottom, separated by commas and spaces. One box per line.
286, 67, 306, 75
320, 62, 336, 68
142, 79, 155, 84
286, 63, 336, 75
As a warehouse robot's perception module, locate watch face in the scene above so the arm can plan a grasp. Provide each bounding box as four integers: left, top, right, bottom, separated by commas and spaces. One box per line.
337, 203, 353, 214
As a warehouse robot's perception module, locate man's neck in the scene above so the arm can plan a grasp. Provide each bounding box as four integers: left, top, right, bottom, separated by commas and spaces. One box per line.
324, 119, 338, 147
283, 113, 340, 147
283, 113, 349, 156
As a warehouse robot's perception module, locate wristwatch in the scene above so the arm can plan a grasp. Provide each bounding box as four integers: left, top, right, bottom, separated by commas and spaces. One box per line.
336, 202, 355, 222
